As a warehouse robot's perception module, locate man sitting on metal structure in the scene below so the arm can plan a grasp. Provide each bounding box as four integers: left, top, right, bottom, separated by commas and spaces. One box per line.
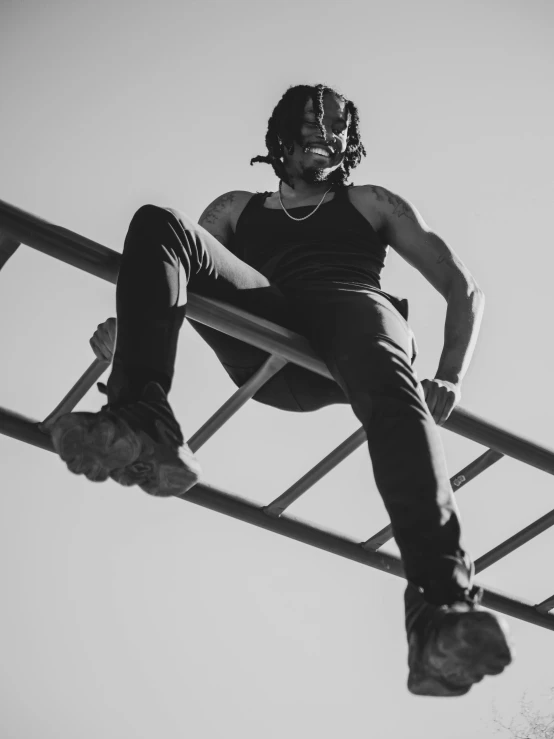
50, 84, 514, 697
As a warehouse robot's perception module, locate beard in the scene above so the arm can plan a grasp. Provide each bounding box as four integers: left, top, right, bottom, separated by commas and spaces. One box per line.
302, 167, 328, 184
301, 164, 343, 185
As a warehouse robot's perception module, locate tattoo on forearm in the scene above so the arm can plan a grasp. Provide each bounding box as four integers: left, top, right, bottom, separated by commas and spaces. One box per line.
199, 192, 236, 226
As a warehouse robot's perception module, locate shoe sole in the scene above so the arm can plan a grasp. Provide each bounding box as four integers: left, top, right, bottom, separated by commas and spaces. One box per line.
111, 427, 201, 497
51, 413, 201, 496
408, 609, 513, 697
51, 412, 142, 482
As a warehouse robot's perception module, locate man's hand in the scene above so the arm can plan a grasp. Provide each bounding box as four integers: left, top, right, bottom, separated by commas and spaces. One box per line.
90, 317, 116, 362
421, 378, 461, 425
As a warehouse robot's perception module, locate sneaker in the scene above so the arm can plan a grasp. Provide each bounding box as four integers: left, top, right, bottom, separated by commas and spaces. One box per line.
407, 587, 514, 697
50, 381, 201, 497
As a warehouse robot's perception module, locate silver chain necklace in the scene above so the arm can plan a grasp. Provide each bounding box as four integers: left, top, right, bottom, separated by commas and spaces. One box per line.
278, 181, 333, 222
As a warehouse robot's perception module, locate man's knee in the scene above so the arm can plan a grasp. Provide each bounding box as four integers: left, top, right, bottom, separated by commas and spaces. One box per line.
130, 203, 195, 231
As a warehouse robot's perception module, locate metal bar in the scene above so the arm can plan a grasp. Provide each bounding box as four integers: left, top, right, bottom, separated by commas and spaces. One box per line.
0, 407, 54, 452
362, 448, 505, 550
476, 589, 554, 630
0, 199, 120, 283
2, 195, 554, 478
442, 407, 554, 476
38, 358, 110, 432
264, 427, 367, 517
450, 448, 504, 490
188, 294, 331, 379
475, 508, 554, 573
536, 596, 554, 615
0, 198, 331, 375
181, 485, 554, 631
2, 406, 554, 631
187, 355, 287, 453
0, 233, 20, 270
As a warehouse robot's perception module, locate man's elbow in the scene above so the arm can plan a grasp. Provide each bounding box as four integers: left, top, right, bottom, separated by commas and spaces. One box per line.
469, 280, 485, 306
448, 276, 485, 306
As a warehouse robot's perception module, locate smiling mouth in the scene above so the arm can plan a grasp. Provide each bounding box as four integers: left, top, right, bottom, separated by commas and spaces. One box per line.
304, 146, 333, 159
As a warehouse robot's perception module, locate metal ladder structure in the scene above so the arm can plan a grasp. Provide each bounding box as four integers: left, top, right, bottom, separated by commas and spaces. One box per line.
2, 197, 554, 632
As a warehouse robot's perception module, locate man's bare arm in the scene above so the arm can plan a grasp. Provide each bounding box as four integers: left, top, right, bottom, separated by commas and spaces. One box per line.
198, 190, 252, 246
372, 185, 485, 423
197, 192, 238, 246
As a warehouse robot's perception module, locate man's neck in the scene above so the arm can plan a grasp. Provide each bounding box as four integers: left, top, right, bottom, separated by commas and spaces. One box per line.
280, 178, 332, 201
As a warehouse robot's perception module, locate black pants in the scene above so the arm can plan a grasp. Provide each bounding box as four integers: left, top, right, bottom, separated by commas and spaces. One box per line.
108, 204, 474, 613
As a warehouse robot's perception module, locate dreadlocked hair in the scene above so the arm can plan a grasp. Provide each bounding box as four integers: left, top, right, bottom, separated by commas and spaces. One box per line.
250, 84, 366, 188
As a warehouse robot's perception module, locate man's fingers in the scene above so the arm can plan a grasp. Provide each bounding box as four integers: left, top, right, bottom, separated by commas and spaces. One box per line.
422, 382, 437, 416
90, 337, 111, 361
420, 379, 462, 425
434, 392, 450, 425
420, 379, 430, 398
437, 389, 456, 425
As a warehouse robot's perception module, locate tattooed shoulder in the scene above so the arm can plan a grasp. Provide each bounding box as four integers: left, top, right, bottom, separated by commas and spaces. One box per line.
383, 189, 418, 224
368, 185, 386, 202
199, 191, 237, 227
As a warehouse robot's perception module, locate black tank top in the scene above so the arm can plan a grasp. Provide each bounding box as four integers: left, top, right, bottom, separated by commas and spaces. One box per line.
232, 184, 391, 286
230, 185, 408, 318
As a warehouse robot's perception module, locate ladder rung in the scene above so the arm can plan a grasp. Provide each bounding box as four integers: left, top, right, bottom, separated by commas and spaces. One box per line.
475, 508, 554, 573
187, 355, 287, 452
362, 448, 504, 550
0, 234, 20, 270
264, 427, 366, 517
38, 358, 110, 432
536, 595, 554, 614
3, 374, 554, 632
4, 196, 554, 635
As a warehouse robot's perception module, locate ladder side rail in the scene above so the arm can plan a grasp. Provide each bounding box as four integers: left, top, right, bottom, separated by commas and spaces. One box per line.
0, 199, 120, 283
442, 408, 554, 476
2, 201, 554, 478
2, 195, 554, 478
0, 406, 54, 451
1, 407, 553, 631
4, 406, 554, 632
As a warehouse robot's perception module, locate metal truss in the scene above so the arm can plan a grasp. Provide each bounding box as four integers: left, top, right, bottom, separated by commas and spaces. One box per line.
1, 197, 554, 631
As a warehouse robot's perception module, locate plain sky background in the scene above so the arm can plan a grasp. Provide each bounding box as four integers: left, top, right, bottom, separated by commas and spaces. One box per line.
1, 0, 554, 737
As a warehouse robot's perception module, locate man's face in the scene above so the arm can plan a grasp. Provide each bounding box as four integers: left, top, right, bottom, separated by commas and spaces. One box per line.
283, 93, 350, 184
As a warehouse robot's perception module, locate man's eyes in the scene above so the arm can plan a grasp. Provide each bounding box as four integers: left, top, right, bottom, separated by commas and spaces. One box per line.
303, 120, 347, 134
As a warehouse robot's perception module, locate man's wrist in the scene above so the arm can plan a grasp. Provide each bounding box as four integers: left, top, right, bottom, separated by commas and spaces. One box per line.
434, 372, 462, 386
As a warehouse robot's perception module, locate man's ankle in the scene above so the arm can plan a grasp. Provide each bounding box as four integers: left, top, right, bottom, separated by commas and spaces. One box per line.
105, 362, 171, 407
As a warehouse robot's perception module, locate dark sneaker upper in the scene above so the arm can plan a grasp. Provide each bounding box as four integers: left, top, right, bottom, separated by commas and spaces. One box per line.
406, 585, 513, 697
97, 380, 184, 449
97, 380, 201, 495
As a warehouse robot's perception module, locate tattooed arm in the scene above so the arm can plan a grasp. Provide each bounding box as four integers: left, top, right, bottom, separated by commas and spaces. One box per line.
372, 185, 485, 424
197, 190, 253, 246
